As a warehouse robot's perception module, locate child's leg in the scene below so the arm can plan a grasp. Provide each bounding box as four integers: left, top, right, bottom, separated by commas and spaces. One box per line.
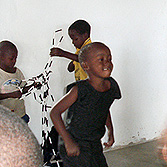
59, 139, 108, 167
90, 141, 108, 167
59, 142, 92, 167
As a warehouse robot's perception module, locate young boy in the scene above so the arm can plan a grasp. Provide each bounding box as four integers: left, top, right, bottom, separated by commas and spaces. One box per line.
0, 40, 29, 123
50, 42, 121, 166
50, 19, 92, 81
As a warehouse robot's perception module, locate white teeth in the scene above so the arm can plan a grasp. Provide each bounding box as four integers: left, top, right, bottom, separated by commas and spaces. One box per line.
103, 68, 108, 71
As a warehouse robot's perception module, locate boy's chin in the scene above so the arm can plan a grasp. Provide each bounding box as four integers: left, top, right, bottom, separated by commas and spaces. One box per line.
9, 66, 16, 70
76, 46, 81, 49
74, 44, 81, 49
104, 76, 111, 79
104, 72, 112, 78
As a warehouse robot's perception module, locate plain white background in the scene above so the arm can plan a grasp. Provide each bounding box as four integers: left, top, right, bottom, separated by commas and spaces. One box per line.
0, 0, 167, 148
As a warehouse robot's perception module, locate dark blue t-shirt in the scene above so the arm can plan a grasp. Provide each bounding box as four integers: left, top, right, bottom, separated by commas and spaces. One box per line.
66, 77, 121, 142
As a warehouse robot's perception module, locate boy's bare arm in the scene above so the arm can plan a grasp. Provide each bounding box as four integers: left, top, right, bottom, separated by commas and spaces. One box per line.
0, 81, 42, 100
50, 48, 79, 62
50, 85, 80, 156
21, 82, 42, 94
0, 91, 22, 100
104, 112, 115, 148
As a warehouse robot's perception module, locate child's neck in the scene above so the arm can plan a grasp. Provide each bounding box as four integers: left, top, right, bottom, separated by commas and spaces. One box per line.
88, 78, 110, 92
0, 65, 16, 73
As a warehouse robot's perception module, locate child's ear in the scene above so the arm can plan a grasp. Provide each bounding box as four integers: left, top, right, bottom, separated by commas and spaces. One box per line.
81, 62, 89, 71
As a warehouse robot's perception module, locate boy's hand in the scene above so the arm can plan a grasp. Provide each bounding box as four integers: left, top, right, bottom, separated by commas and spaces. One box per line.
10, 90, 22, 99
34, 82, 42, 90
65, 140, 80, 157
103, 130, 115, 148
50, 48, 64, 57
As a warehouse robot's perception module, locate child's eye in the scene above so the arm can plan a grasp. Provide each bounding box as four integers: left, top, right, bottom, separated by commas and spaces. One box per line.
108, 56, 112, 62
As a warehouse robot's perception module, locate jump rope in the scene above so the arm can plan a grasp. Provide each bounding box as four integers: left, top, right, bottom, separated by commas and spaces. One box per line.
18, 29, 63, 167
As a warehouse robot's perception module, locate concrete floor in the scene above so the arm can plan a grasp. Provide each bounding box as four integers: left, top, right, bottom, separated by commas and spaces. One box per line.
104, 140, 167, 167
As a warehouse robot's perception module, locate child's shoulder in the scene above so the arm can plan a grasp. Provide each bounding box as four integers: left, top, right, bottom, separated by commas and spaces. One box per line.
15, 67, 22, 73
107, 77, 122, 99
66, 79, 87, 93
107, 77, 120, 86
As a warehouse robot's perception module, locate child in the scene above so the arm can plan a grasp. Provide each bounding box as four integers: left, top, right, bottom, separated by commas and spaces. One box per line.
0, 105, 43, 166
50, 42, 121, 166
50, 19, 92, 81
0, 40, 30, 123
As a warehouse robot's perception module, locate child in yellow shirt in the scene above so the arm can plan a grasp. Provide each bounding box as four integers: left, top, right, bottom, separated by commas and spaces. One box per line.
50, 19, 92, 81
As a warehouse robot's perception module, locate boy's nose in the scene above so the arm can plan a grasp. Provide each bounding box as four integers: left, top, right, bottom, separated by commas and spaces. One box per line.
104, 59, 109, 65
104, 60, 113, 69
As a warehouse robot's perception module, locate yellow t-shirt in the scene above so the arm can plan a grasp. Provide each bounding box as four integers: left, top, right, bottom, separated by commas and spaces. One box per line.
73, 38, 92, 81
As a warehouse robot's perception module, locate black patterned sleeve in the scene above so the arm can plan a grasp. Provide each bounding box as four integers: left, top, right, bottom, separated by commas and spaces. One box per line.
109, 77, 122, 99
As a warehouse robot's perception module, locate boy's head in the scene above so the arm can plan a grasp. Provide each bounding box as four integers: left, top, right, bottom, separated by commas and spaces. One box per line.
0, 105, 43, 167
0, 40, 18, 72
78, 42, 113, 79
68, 20, 91, 49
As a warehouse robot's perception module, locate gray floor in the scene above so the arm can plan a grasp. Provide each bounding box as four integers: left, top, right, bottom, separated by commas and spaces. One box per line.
104, 140, 167, 167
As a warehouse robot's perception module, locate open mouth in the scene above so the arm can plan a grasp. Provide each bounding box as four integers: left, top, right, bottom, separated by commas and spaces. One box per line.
103, 68, 108, 71
103, 68, 110, 71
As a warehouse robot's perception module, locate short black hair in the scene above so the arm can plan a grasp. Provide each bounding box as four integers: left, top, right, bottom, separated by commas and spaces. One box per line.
78, 42, 108, 64
0, 105, 43, 166
0, 40, 18, 56
68, 20, 91, 36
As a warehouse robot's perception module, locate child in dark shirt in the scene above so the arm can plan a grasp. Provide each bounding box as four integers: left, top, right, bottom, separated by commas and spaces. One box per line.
50, 42, 121, 166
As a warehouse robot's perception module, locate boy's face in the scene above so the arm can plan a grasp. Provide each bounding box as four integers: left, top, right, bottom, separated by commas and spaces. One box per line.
68, 29, 88, 49
84, 45, 113, 79
1, 49, 17, 70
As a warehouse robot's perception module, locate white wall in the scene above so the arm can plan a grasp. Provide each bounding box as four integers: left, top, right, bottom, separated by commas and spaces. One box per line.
1, 0, 167, 147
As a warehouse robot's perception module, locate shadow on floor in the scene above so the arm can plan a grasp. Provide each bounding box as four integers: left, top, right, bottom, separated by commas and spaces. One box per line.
104, 140, 167, 167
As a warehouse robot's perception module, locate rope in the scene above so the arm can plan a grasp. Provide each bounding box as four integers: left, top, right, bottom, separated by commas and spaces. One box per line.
18, 29, 63, 166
